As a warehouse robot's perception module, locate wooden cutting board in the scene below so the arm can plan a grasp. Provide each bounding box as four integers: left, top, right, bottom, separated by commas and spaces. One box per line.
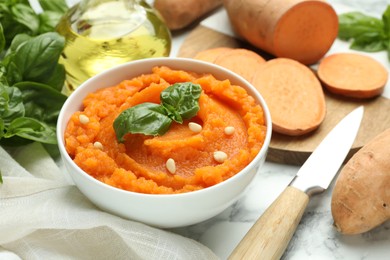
178, 26, 390, 165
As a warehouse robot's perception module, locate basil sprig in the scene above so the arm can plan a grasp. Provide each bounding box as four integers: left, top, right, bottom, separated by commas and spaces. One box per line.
338, 5, 390, 59
113, 82, 202, 142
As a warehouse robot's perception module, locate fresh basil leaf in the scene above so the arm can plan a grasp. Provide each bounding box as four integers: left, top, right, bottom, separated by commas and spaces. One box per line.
4, 117, 57, 144
10, 3, 39, 34
0, 83, 25, 125
382, 5, 390, 35
15, 81, 67, 123
0, 2, 31, 47
113, 82, 202, 140
382, 5, 390, 60
4, 33, 65, 88
0, 170, 3, 184
0, 24, 5, 54
337, 7, 390, 60
41, 63, 66, 91
38, 11, 64, 34
7, 32, 65, 84
0, 118, 4, 139
4, 60, 22, 85
38, 0, 68, 13
0, 64, 6, 84
338, 12, 384, 40
350, 32, 387, 52
387, 39, 390, 61
0, 134, 34, 146
0, 0, 66, 146
114, 103, 172, 141
7, 0, 30, 6
8, 33, 32, 52
162, 103, 183, 123
160, 82, 201, 120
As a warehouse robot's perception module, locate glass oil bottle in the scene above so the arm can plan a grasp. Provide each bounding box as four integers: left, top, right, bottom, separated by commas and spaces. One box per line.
56, 0, 171, 94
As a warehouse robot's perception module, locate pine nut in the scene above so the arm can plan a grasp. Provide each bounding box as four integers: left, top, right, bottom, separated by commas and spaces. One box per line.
224, 126, 235, 135
79, 114, 89, 124
213, 151, 228, 163
166, 158, 176, 174
188, 122, 202, 133
93, 141, 103, 150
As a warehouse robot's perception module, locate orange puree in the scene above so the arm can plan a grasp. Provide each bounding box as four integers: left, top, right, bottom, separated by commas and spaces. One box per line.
65, 66, 267, 194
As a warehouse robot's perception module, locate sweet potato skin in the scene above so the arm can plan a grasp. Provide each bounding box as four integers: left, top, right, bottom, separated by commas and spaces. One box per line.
154, 0, 223, 30
331, 128, 390, 234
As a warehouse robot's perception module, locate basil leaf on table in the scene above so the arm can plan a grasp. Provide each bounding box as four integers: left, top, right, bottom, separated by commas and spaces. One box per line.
4, 117, 57, 144
382, 5, 390, 59
338, 5, 390, 59
0, 0, 67, 48
113, 82, 202, 142
4, 32, 65, 84
42, 63, 66, 92
8, 33, 32, 52
0, 24, 5, 54
0, 0, 68, 182
38, 11, 64, 34
338, 12, 384, 40
0, 32, 66, 145
38, 0, 68, 13
14, 81, 67, 123
351, 32, 387, 52
0, 1, 34, 48
0, 119, 4, 139
0, 84, 25, 125
37, 0, 68, 34
10, 3, 40, 34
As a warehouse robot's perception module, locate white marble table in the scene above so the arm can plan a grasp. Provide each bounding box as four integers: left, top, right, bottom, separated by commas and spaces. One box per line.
169, 1, 390, 259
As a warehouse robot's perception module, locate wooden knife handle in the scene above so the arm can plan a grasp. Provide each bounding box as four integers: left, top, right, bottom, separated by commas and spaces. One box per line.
228, 186, 309, 260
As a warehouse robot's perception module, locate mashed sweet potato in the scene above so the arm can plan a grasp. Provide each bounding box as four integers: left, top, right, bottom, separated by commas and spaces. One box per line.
65, 66, 267, 194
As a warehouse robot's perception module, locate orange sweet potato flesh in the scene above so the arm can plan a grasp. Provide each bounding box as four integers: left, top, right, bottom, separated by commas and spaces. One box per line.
194, 48, 266, 83
193, 47, 233, 63
251, 58, 326, 136
331, 128, 390, 234
213, 48, 266, 82
154, 0, 223, 30
65, 66, 267, 194
317, 53, 388, 99
223, 0, 339, 65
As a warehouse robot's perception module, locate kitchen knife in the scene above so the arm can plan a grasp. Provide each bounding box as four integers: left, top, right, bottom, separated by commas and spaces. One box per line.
229, 106, 364, 260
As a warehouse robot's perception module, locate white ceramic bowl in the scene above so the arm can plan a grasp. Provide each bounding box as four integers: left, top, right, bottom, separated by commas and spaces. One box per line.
57, 57, 272, 228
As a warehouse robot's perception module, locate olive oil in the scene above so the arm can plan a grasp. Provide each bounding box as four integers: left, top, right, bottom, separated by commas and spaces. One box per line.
56, 0, 171, 94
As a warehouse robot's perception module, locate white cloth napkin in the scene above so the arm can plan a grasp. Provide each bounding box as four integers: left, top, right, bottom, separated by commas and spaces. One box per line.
0, 143, 218, 260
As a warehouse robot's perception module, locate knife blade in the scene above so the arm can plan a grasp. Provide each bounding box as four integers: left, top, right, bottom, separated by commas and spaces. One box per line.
228, 106, 364, 260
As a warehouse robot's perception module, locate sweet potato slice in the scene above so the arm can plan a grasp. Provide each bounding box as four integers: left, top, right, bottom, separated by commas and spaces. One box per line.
331, 128, 390, 234
213, 48, 266, 82
193, 47, 233, 63
252, 58, 326, 136
223, 0, 338, 65
317, 53, 388, 99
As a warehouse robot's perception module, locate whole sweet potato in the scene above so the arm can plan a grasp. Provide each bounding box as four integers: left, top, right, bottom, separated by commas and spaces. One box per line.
154, 0, 223, 30
223, 0, 338, 65
331, 128, 390, 234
